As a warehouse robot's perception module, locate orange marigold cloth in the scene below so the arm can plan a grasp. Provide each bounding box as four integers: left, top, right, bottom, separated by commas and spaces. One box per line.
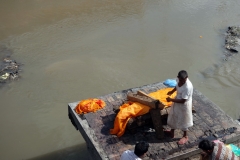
149, 87, 176, 108
110, 102, 151, 137
75, 98, 106, 114
110, 88, 176, 137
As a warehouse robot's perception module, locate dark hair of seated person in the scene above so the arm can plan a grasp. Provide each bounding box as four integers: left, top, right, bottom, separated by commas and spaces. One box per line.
198, 139, 214, 151
134, 141, 149, 157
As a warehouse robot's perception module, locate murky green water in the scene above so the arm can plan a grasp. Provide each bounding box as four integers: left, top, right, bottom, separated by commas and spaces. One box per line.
0, 0, 240, 159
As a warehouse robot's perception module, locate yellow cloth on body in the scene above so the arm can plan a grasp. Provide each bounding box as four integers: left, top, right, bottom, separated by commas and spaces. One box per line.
149, 87, 176, 108
110, 88, 176, 137
110, 102, 151, 137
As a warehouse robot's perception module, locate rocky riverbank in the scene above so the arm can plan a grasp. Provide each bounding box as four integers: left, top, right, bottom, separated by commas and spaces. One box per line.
0, 46, 22, 86
224, 26, 240, 59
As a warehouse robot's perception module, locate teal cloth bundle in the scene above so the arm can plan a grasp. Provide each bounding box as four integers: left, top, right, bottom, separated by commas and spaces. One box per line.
227, 144, 240, 156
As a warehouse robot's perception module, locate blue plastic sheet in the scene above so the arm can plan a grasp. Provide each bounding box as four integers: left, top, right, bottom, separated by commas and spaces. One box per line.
163, 79, 177, 87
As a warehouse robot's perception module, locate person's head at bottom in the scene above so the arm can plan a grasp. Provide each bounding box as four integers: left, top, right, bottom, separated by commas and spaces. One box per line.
198, 139, 214, 155
134, 141, 149, 158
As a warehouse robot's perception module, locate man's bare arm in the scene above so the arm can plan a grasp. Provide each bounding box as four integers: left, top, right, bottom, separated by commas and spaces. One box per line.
167, 87, 176, 95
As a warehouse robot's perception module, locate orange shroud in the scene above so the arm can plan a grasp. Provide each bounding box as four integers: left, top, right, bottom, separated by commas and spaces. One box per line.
110, 88, 176, 137
148, 88, 176, 108
110, 102, 151, 137
75, 98, 105, 114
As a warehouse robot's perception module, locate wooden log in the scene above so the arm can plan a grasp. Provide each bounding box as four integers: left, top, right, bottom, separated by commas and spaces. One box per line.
127, 92, 159, 109
137, 91, 165, 110
150, 108, 164, 139
127, 91, 165, 138
137, 90, 156, 100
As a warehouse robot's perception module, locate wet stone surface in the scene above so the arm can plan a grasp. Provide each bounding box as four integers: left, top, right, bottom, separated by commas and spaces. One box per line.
70, 82, 240, 160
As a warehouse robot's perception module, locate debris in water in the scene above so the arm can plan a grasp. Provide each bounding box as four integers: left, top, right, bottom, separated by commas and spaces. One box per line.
225, 26, 240, 53
0, 57, 22, 84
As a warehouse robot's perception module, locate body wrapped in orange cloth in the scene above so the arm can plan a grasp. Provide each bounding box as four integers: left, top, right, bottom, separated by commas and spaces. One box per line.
75, 98, 106, 114
110, 88, 176, 137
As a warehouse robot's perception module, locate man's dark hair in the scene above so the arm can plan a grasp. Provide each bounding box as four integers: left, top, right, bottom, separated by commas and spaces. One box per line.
134, 141, 149, 157
198, 139, 214, 151
177, 70, 188, 79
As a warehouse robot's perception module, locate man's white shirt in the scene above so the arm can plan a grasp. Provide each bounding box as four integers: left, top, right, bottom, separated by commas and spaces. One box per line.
120, 150, 141, 160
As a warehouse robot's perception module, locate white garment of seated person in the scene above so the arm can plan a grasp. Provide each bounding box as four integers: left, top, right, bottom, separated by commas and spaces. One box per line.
120, 150, 142, 160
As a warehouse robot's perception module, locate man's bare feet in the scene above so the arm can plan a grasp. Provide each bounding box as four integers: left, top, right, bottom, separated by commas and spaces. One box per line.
178, 136, 188, 145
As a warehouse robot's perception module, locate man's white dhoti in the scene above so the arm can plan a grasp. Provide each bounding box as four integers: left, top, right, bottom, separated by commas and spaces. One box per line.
167, 78, 193, 130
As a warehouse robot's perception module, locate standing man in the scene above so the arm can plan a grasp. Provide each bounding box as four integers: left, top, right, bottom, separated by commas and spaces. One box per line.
120, 141, 149, 160
166, 70, 193, 145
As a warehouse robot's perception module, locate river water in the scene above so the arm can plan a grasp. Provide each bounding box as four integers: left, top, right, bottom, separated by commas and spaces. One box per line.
0, 0, 240, 159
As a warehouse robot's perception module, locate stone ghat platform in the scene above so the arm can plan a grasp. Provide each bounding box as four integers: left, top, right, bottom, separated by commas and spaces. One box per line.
68, 81, 240, 160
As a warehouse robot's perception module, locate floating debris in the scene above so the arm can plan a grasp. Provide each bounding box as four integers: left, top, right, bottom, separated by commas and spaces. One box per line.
225, 26, 240, 54
0, 73, 9, 81
0, 57, 22, 83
